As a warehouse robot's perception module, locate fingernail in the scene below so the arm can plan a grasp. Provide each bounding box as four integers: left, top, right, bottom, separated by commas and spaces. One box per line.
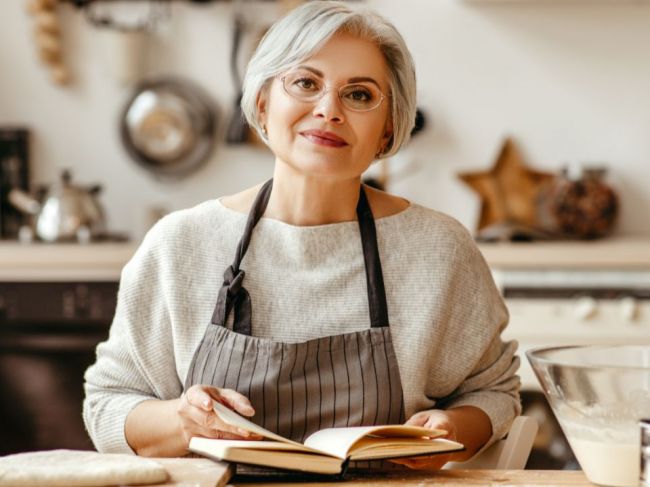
203, 399, 211, 408
237, 428, 250, 437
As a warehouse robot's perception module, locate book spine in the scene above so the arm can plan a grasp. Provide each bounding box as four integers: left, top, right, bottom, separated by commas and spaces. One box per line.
339, 457, 351, 479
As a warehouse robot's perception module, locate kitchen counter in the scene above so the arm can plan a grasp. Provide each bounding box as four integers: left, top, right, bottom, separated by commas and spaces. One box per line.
144, 457, 232, 487
478, 235, 650, 269
0, 236, 648, 281
145, 460, 595, 486
0, 241, 136, 280
233, 470, 594, 486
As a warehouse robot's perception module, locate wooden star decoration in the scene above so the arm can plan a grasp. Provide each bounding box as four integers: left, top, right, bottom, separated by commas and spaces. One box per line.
458, 138, 555, 231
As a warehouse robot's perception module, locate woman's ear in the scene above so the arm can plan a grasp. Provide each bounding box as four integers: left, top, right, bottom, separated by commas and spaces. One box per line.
380, 118, 394, 151
256, 90, 268, 129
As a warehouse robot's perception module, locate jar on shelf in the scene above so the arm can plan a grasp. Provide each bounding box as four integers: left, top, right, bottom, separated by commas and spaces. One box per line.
537, 165, 619, 239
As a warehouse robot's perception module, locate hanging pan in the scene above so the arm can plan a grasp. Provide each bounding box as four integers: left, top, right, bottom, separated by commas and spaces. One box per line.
120, 77, 218, 180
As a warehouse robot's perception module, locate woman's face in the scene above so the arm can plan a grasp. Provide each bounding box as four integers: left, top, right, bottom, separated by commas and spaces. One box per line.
258, 33, 393, 181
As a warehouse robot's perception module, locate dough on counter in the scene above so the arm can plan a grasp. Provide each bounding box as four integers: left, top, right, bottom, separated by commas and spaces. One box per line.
0, 449, 168, 487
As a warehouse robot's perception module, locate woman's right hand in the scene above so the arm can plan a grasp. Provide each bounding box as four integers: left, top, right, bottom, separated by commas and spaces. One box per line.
177, 384, 263, 446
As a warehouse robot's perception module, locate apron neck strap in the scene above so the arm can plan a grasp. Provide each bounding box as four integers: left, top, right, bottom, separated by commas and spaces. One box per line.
356, 186, 390, 329
233, 179, 273, 272
211, 178, 390, 332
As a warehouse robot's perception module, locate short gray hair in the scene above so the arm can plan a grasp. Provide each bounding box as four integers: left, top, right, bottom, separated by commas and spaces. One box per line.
241, 1, 417, 158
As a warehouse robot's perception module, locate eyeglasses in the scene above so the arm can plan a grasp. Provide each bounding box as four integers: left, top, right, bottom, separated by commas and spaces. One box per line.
280, 70, 387, 112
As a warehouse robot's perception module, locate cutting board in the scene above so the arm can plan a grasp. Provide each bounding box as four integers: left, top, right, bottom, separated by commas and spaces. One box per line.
149, 458, 233, 487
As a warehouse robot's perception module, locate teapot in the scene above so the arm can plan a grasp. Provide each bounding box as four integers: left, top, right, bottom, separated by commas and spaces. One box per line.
9, 170, 106, 242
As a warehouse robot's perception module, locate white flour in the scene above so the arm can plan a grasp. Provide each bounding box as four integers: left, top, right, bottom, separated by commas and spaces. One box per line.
568, 438, 639, 487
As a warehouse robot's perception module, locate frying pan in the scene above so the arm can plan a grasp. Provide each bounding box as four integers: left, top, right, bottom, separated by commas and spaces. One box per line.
120, 77, 218, 180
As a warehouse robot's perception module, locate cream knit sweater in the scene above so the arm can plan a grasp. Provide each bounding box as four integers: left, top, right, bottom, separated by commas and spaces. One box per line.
83, 198, 521, 454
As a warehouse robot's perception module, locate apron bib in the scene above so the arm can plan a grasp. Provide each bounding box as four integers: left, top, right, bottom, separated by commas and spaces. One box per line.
185, 179, 405, 471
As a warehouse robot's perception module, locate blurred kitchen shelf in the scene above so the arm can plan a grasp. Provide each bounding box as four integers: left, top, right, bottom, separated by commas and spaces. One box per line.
0, 236, 648, 282
0, 241, 137, 281
464, 0, 650, 3
478, 236, 650, 269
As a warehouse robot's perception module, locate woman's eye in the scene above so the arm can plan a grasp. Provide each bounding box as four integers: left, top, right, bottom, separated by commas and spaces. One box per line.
345, 87, 373, 102
294, 77, 318, 91
352, 90, 371, 101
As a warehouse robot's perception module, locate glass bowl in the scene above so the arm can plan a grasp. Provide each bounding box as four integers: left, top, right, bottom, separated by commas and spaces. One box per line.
527, 345, 650, 487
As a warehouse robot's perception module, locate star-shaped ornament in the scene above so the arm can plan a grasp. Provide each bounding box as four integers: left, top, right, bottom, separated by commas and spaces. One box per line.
458, 139, 555, 232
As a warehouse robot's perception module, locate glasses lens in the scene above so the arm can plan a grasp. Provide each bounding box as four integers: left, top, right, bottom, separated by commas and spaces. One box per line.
339, 84, 383, 111
281, 70, 385, 112
283, 71, 323, 101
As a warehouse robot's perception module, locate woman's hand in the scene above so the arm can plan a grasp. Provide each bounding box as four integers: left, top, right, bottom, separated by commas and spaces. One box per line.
125, 385, 263, 457
390, 406, 493, 470
177, 385, 263, 446
389, 409, 458, 470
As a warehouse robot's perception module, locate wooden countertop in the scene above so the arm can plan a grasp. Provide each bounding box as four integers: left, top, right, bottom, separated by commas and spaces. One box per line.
477, 236, 650, 269
154, 460, 595, 486
0, 235, 648, 281
232, 470, 594, 486
150, 457, 232, 487
0, 241, 136, 280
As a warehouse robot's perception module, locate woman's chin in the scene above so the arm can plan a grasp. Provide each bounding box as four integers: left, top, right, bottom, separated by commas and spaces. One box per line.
277, 152, 352, 176
296, 160, 362, 179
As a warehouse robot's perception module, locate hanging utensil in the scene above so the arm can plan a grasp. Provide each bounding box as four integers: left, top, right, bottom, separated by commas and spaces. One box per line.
225, 0, 249, 144
120, 77, 218, 180
84, 1, 170, 84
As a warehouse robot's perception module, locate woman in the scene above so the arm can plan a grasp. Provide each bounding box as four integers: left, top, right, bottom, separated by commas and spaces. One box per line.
83, 1, 520, 471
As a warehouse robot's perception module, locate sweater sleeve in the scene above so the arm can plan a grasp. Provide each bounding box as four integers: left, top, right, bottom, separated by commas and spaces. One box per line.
83, 218, 182, 454
441, 336, 521, 452
434, 224, 521, 452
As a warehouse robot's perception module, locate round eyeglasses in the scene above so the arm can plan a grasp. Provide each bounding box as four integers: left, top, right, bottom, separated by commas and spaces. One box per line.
280, 70, 387, 112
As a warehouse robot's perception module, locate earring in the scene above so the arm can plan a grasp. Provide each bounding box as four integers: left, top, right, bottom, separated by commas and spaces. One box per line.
261, 125, 268, 137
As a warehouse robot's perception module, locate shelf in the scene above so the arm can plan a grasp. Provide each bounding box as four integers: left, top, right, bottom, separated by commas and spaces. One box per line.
0, 242, 137, 281
478, 236, 650, 270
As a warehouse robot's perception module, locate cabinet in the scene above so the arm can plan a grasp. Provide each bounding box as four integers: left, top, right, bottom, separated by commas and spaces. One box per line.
0, 281, 118, 454
0, 243, 128, 453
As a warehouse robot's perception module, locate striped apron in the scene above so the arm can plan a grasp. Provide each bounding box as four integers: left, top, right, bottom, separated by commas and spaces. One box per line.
184, 179, 405, 473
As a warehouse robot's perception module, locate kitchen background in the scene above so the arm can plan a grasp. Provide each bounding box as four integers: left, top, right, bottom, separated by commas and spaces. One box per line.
2, 0, 650, 239
1, 0, 650, 473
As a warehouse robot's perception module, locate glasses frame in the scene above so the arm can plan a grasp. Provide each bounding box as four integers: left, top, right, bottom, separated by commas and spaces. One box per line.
279, 74, 388, 113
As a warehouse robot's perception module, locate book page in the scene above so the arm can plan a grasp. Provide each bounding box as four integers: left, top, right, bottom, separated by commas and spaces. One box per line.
190, 438, 315, 453
303, 424, 447, 459
348, 437, 464, 461
212, 401, 325, 455
189, 438, 344, 475
212, 402, 452, 461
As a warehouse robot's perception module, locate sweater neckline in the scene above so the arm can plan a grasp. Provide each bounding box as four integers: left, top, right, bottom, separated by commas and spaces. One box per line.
214, 197, 415, 231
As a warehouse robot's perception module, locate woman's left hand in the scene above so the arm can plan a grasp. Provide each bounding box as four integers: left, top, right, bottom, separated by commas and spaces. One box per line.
389, 409, 458, 471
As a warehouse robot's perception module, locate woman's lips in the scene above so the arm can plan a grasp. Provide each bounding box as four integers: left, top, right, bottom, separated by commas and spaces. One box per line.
300, 130, 348, 148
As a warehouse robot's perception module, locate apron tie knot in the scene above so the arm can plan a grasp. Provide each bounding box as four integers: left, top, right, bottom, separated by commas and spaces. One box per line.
212, 265, 251, 329
224, 265, 246, 296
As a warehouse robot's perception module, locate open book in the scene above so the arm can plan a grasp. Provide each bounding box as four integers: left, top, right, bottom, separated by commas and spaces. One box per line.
188, 402, 464, 475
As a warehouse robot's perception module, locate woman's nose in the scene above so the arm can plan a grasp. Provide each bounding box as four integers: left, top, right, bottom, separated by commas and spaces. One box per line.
312, 90, 345, 123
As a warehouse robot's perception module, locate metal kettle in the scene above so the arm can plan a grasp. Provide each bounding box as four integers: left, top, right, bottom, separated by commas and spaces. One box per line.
9, 170, 106, 242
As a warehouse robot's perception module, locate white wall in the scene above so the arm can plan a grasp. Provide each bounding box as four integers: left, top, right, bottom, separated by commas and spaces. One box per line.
2, 0, 650, 240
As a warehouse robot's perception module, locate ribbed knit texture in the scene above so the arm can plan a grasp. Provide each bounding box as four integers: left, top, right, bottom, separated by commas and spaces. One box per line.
83, 198, 521, 454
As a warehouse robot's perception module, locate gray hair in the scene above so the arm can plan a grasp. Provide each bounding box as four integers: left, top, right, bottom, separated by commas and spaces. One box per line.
240, 1, 417, 158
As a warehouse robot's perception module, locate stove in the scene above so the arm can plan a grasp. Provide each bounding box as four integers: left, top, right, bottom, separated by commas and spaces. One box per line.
495, 269, 650, 389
